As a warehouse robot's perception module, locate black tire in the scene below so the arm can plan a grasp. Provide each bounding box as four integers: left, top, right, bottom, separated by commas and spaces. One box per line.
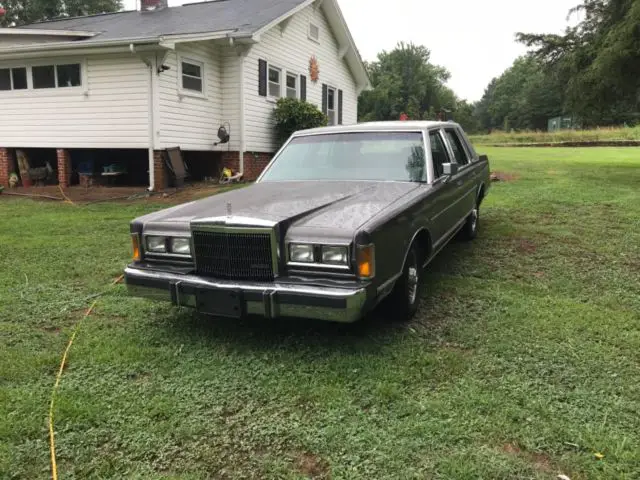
388, 243, 422, 321
460, 202, 479, 241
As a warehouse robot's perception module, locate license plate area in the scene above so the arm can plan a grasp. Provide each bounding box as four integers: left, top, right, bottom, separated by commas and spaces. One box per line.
195, 288, 244, 318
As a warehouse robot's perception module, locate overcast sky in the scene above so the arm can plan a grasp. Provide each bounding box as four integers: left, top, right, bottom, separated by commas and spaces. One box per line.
123, 0, 580, 101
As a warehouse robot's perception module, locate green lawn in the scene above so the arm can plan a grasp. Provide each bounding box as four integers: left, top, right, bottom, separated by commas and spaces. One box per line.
1, 148, 639, 479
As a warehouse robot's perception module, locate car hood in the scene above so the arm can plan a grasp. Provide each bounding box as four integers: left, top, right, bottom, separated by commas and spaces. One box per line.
137, 181, 420, 239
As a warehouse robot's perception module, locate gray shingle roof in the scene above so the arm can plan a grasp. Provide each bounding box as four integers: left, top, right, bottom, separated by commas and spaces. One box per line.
21, 0, 308, 42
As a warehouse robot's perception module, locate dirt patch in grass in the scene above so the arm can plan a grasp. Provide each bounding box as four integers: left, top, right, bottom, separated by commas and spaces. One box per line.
490, 171, 520, 182
516, 238, 537, 254
295, 452, 331, 479
1, 182, 243, 204
501, 443, 554, 473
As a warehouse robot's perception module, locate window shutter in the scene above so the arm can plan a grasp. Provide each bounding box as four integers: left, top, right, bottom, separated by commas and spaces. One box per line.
338, 89, 343, 125
300, 75, 307, 102
258, 59, 267, 97
322, 84, 328, 115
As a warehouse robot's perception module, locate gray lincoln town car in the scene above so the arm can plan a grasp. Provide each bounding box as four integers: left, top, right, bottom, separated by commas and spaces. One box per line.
125, 121, 490, 323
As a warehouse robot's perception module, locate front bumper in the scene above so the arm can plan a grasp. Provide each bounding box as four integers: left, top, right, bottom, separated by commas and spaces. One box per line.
125, 266, 368, 323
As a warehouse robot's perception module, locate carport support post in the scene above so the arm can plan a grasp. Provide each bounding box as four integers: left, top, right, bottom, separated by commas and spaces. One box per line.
0, 148, 16, 188
56, 149, 72, 188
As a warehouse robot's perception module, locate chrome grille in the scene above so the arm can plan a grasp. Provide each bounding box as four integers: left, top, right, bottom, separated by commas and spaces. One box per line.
192, 229, 275, 281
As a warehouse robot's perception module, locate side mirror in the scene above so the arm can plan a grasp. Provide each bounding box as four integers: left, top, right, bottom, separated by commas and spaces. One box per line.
442, 163, 459, 176
479, 154, 489, 163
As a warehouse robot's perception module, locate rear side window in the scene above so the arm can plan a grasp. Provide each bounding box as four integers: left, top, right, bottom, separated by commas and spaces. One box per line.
445, 129, 470, 166
429, 131, 450, 178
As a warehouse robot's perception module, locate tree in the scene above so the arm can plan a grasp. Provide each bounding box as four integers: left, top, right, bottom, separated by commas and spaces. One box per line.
0, 0, 122, 27
517, 0, 640, 125
358, 42, 454, 122
474, 56, 564, 132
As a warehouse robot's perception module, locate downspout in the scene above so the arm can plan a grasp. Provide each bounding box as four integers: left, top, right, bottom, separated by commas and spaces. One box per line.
237, 40, 246, 176
131, 43, 156, 191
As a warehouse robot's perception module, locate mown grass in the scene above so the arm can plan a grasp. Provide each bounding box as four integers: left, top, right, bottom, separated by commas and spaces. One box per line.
470, 125, 640, 145
1, 147, 639, 479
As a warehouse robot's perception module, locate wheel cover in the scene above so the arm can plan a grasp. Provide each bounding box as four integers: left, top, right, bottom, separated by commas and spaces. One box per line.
407, 262, 419, 305
471, 207, 479, 232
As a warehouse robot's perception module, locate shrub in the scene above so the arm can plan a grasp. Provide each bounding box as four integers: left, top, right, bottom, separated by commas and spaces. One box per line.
274, 98, 327, 146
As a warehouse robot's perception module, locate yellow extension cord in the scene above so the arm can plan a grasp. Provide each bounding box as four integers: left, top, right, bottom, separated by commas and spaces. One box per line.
48, 275, 124, 480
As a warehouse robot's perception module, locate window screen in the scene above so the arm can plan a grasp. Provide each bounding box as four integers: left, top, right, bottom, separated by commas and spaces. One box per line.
445, 129, 470, 166
429, 131, 450, 178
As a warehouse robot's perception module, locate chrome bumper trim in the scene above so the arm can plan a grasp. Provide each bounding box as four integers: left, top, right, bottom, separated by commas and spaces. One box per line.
125, 267, 367, 323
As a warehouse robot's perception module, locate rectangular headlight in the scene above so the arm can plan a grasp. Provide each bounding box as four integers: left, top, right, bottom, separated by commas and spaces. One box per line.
321, 246, 349, 266
170, 237, 191, 256
290, 244, 315, 263
146, 236, 167, 253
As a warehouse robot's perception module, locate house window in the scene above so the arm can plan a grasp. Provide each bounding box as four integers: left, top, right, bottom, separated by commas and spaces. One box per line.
57, 64, 82, 87
32, 63, 82, 89
268, 65, 281, 98
309, 23, 320, 42
0, 67, 27, 91
286, 73, 297, 99
327, 86, 336, 125
181, 60, 203, 93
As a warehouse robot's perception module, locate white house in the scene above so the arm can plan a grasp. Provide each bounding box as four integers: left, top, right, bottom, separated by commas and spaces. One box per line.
0, 0, 369, 190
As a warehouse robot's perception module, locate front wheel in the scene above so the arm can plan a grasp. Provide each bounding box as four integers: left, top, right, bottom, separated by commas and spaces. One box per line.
388, 244, 422, 321
460, 204, 479, 241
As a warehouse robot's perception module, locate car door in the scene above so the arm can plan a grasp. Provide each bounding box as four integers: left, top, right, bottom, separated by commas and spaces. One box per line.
425, 129, 461, 245
443, 127, 477, 223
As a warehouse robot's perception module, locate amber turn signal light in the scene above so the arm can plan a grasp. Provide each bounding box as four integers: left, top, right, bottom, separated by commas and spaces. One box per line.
357, 244, 375, 279
131, 234, 141, 262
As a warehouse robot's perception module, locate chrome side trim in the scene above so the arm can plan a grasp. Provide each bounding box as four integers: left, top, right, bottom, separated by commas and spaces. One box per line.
376, 272, 402, 295
430, 185, 477, 222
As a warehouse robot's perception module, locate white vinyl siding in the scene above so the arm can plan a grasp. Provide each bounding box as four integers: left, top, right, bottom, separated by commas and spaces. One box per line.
0, 53, 149, 148
220, 46, 241, 152
157, 42, 222, 150
244, 4, 358, 152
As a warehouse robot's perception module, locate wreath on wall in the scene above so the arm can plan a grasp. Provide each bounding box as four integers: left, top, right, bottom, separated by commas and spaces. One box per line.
309, 55, 320, 82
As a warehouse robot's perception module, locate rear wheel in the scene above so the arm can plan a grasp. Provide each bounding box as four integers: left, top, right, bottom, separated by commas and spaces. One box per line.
388, 243, 422, 321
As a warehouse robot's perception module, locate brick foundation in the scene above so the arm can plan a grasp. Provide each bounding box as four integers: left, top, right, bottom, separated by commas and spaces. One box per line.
153, 150, 167, 191
221, 151, 273, 181
56, 149, 72, 188
0, 148, 17, 188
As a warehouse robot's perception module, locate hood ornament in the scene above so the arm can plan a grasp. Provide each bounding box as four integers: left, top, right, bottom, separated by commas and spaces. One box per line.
226, 201, 232, 218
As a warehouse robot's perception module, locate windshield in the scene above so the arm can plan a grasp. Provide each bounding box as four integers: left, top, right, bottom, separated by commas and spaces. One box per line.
260, 132, 426, 182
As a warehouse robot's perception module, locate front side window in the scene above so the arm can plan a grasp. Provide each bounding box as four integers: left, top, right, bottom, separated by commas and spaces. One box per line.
260, 132, 426, 183
327, 87, 336, 125
429, 131, 451, 178
286, 73, 297, 99
181, 60, 203, 92
445, 129, 470, 166
268, 66, 281, 98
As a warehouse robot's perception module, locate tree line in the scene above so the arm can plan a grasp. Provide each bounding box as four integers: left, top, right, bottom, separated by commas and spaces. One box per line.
360, 0, 640, 133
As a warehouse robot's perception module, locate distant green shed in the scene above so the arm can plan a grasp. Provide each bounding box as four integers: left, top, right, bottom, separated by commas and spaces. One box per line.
548, 116, 579, 132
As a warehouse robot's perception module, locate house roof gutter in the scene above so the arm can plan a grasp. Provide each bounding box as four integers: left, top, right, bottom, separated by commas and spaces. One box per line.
0, 28, 98, 37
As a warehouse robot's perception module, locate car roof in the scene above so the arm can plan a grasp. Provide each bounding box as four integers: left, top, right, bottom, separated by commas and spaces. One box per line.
295, 121, 461, 136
